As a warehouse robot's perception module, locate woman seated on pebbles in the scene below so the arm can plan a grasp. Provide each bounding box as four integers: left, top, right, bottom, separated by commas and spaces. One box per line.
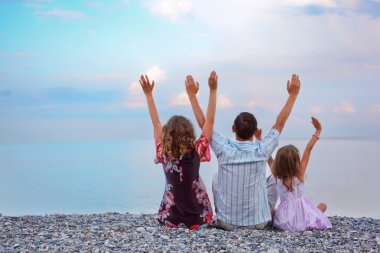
139, 71, 218, 229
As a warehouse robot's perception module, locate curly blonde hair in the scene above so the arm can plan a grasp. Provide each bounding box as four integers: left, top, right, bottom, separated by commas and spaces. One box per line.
272, 145, 302, 192
162, 115, 196, 161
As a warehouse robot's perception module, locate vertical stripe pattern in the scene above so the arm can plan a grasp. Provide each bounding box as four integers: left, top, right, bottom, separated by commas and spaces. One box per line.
211, 129, 280, 226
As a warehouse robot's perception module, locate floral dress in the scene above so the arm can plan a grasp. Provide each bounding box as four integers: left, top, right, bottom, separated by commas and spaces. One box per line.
154, 135, 213, 229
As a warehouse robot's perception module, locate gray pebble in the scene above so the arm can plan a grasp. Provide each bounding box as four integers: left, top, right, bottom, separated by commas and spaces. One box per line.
146, 226, 157, 233
0, 214, 378, 252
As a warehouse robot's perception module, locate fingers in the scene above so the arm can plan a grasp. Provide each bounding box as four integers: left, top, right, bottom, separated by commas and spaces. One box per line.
196, 81, 199, 89
287, 80, 290, 89
291, 74, 296, 82
140, 74, 145, 84
186, 75, 195, 85
152, 80, 155, 89
145, 75, 150, 84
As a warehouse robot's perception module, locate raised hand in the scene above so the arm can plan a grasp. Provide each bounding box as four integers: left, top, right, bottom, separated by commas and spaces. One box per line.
311, 117, 322, 132
254, 128, 262, 141
287, 74, 300, 96
208, 71, 218, 90
185, 75, 199, 98
139, 74, 155, 95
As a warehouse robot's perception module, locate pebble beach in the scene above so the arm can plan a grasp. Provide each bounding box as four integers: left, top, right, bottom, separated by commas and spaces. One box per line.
0, 213, 379, 253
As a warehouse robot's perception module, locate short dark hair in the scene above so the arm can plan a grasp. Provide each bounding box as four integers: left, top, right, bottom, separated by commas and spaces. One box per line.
233, 112, 257, 140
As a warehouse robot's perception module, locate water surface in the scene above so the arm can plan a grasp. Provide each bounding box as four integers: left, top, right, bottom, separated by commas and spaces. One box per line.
0, 139, 379, 218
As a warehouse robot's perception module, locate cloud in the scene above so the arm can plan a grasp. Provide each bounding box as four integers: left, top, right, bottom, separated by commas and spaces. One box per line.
126, 66, 166, 108
129, 81, 141, 95
310, 105, 324, 114
372, 104, 380, 113
35, 10, 88, 20
125, 97, 145, 108
129, 65, 166, 95
285, 0, 338, 8
170, 91, 190, 106
144, 65, 166, 83
217, 94, 234, 109
334, 100, 356, 113
146, 0, 192, 20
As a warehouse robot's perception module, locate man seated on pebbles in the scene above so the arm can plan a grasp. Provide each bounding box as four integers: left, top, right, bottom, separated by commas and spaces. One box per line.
185, 74, 301, 230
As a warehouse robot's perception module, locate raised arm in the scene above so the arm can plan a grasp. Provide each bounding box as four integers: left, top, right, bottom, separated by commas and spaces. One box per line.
272, 74, 301, 134
201, 71, 218, 140
186, 75, 206, 129
255, 128, 274, 171
300, 117, 322, 179
139, 74, 162, 141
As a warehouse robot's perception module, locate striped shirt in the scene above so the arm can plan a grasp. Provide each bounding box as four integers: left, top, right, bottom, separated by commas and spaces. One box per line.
211, 128, 280, 226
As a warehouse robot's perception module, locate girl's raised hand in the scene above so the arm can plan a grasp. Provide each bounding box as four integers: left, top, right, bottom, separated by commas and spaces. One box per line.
208, 71, 218, 90
254, 128, 262, 141
311, 117, 322, 132
139, 74, 155, 95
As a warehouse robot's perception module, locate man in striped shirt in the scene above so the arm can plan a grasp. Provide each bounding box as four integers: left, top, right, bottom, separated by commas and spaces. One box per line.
185, 73, 301, 230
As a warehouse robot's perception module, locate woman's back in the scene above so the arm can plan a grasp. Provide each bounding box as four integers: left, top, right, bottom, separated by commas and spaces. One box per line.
155, 136, 213, 229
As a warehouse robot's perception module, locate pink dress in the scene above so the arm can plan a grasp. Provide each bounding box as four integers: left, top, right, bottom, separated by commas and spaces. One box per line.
273, 177, 332, 232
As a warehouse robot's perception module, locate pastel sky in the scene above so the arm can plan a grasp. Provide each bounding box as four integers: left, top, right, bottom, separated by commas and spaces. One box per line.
0, 0, 379, 142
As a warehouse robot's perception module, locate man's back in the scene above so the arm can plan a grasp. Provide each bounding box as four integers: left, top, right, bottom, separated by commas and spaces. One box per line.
211, 128, 279, 226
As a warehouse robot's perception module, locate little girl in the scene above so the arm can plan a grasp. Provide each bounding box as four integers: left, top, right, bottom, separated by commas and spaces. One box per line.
139, 71, 217, 229
271, 117, 332, 232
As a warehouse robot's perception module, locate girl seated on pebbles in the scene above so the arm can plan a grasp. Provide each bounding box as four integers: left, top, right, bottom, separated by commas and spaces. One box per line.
268, 117, 332, 232
139, 71, 218, 229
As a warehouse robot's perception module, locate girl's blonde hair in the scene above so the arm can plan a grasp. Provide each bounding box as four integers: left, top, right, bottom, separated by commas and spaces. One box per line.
162, 115, 196, 161
272, 144, 302, 192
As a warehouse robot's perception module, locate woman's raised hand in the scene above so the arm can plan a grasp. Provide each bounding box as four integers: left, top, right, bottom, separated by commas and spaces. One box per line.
185, 75, 199, 98
139, 74, 155, 95
208, 71, 218, 90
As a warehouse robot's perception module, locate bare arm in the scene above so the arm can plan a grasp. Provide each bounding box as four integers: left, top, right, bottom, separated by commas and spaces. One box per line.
139, 74, 162, 141
185, 76, 206, 129
300, 117, 322, 179
272, 74, 301, 134
255, 128, 274, 172
201, 71, 218, 141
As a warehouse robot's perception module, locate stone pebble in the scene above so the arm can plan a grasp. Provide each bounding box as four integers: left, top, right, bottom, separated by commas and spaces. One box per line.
0, 213, 379, 252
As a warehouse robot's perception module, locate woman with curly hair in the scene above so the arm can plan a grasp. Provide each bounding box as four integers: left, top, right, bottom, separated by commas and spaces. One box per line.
139, 71, 218, 229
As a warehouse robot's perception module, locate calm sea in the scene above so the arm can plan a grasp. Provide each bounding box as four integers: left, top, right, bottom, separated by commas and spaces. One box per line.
1, 138, 379, 218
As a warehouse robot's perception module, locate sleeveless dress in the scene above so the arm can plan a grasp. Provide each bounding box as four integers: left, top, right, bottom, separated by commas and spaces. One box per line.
273, 177, 332, 232
154, 135, 213, 229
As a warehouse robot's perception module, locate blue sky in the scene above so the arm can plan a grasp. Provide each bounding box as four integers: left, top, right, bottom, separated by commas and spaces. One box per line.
0, 0, 379, 142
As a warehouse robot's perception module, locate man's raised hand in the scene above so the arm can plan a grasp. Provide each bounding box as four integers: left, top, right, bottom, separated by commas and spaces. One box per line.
208, 71, 218, 90
287, 74, 300, 96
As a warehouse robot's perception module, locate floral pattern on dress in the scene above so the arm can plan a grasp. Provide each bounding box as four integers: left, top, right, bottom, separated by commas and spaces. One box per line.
192, 180, 213, 224
157, 184, 175, 221
154, 135, 213, 229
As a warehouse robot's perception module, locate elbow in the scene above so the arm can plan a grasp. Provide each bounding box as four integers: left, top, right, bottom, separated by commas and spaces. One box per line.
275, 118, 285, 130
205, 117, 215, 126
